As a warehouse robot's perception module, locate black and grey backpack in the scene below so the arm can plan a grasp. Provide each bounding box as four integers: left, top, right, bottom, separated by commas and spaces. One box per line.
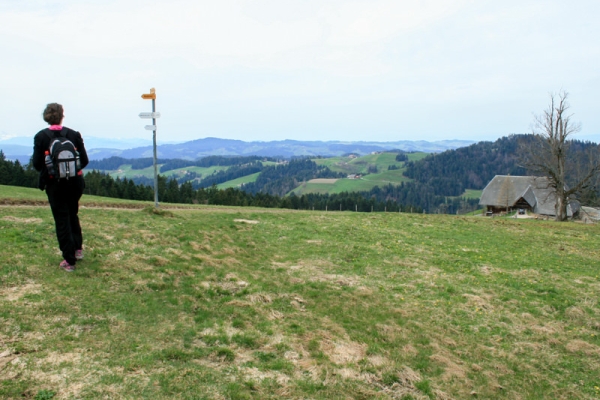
45, 129, 81, 180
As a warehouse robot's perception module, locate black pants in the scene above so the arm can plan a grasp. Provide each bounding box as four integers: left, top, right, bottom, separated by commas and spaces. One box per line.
45, 176, 85, 265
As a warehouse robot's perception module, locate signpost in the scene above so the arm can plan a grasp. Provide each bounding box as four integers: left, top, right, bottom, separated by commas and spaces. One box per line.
140, 88, 160, 208
139, 112, 161, 119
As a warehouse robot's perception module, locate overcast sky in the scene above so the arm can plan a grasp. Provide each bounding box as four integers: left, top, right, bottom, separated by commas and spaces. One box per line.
1, 0, 599, 144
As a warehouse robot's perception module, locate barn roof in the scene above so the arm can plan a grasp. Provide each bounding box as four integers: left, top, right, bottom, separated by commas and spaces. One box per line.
479, 175, 572, 216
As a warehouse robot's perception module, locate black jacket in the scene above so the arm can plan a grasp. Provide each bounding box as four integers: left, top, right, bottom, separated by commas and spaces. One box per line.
33, 127, 89, 189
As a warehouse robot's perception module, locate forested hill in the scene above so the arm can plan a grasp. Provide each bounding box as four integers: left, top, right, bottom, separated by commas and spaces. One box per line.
242, 159, 344, 197
404, 135, 529, 191
403, 134, 600, 204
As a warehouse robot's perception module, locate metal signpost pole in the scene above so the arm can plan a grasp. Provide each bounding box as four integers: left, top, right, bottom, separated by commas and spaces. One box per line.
151, 97, 158, 208
140, 88, 159, 208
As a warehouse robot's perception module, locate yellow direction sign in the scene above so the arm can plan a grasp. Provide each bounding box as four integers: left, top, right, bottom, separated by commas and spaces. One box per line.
141, 87, 156, 100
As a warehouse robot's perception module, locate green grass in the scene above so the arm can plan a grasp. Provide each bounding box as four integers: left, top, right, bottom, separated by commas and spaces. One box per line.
459, 189, 483, 200
361, 169, 412, 185
1, 185, 600, 399
295, 152, 415, 195
217, 172, 261, 190
290, 181, 338, 195
291, 177, 397, 196
105, 164, 228, 180
291, 170, 410, 196
313, 152, 408, 176
407, 152, 429, 162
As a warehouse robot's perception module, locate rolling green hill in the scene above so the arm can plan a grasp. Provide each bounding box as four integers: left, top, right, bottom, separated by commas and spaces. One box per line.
217, 172, 261, 189
107, 164, 228, 181
1, 186, 599, 399
293, 152, 424, 195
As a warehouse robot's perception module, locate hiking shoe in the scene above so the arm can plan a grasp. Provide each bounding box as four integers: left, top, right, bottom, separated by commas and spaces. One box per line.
75, 249, 84, 260
59, 260, 75, 272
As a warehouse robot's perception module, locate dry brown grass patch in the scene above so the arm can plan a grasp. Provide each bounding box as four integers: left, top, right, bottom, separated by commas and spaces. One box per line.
564, 306, 586, 321
192, 253, 230, 267
402, 344, 418, 357
367, 355, 389, 367
430, 342, 469, 382
286, 260, 361, 289
565, 340, 600, 356
248, 293, 273, 304
1, 282, 42, 301
268, 310, 284, 320
202, 278, 249, 294
190, 241, 212, 252
39, 351, 83, 366
309, 273, 360, 288
461, 293, 494, 311
321, 339, 367, 365
1, 216, 43, 224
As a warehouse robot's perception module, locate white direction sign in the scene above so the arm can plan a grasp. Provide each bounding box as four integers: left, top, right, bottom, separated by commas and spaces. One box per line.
139, 112, 161, 119
144, 125, 157, 131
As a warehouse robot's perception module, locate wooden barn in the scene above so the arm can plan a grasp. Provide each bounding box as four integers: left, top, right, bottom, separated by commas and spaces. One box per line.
479, 175, 578, 217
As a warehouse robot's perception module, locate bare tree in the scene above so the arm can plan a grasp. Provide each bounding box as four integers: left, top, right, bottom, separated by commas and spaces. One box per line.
521, 91, 600, 221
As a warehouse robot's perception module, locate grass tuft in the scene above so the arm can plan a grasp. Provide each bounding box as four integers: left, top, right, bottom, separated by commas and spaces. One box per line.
141, 206, 176, 217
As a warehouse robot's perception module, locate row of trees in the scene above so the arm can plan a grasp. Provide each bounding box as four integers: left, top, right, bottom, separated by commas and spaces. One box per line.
0, 153, 37, 188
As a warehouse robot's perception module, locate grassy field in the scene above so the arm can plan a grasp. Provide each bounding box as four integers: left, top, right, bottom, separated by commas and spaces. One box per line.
106, 165, 229, 181
218, 173, 261, 190
290, 178, 383, 196
296, 152, 416, 195
291, 172, 412, 196
459, 190, 483, 200
313, 152, 419, 176
1, 186, 600, 399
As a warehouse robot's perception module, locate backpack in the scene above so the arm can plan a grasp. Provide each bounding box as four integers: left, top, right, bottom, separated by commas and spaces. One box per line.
45, 129, 81, 180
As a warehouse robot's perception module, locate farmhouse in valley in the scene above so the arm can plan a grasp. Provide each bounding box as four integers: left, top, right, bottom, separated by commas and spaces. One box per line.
479, 175, 578, 217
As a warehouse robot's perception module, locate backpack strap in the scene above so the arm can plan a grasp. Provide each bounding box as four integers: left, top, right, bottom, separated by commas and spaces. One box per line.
44, 128, 68, 140
44, 128, 55, 141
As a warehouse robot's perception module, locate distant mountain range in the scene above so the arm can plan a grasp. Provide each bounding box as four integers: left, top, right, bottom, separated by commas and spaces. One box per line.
1, 136, 474, 163
114, 137, 474, 160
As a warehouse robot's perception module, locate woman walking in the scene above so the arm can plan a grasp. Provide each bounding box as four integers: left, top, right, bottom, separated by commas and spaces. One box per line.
33, 103, 89, 272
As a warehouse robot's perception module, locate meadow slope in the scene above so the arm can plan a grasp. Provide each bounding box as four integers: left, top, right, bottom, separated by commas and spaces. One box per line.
1, 186, 599, 399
